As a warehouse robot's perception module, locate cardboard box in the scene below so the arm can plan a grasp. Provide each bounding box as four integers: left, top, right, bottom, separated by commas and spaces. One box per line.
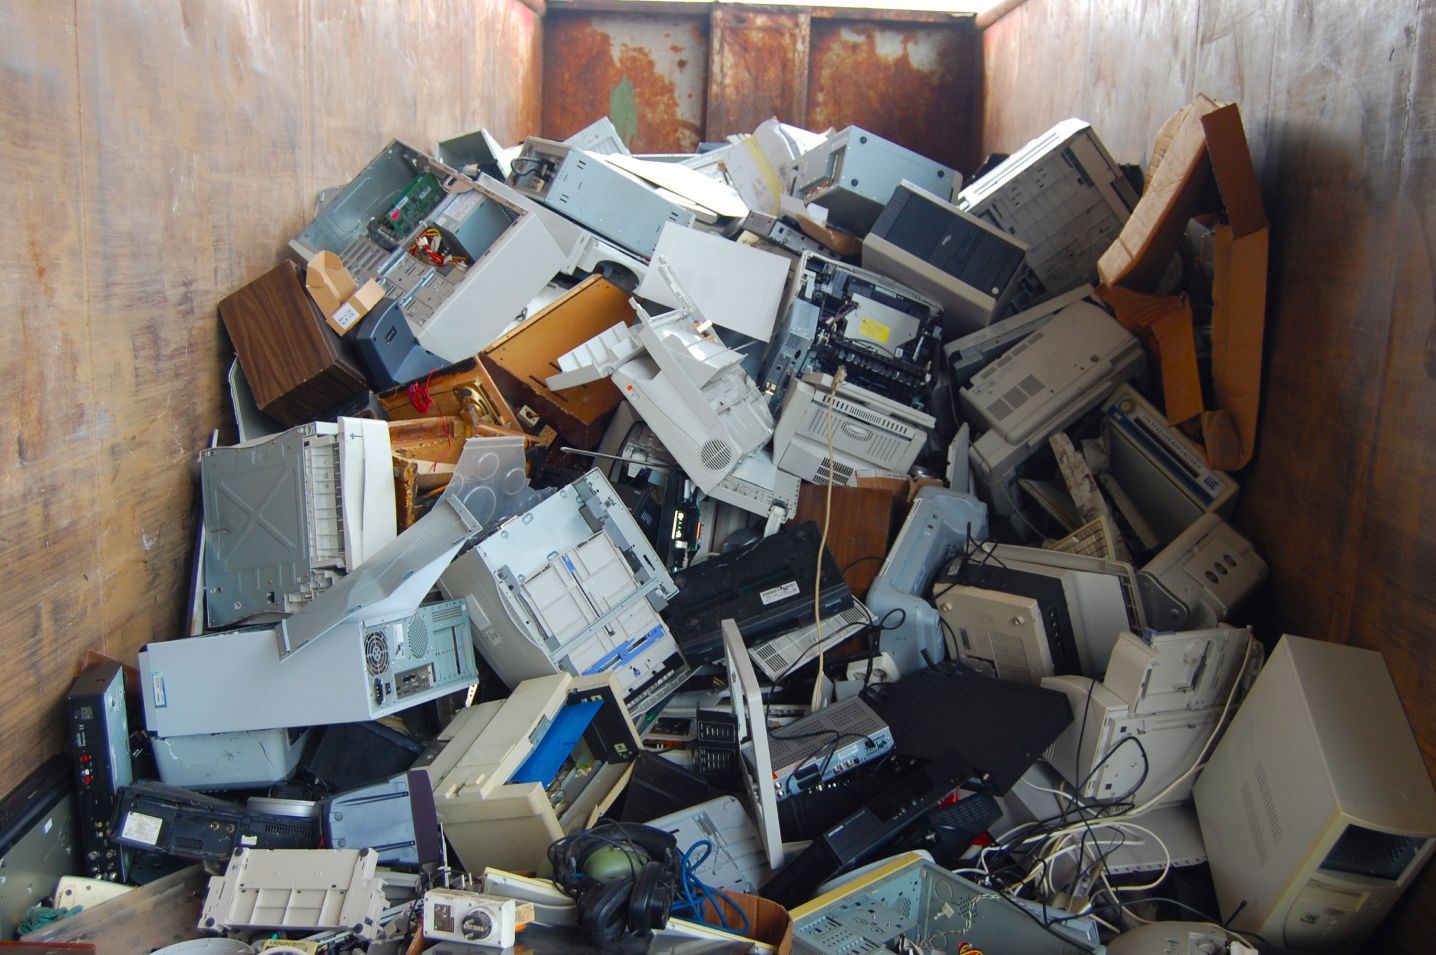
328, 279, 385, 336
1097, 95, 1268, 470
692, 891, 794, 955
304, 251, 356, 319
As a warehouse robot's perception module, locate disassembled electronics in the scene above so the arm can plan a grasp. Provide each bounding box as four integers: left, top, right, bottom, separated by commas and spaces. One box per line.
760, 252, 944, 417
440, 468, 688, 716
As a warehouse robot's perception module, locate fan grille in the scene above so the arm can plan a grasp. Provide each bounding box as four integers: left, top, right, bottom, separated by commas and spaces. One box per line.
364, 630, 389, 675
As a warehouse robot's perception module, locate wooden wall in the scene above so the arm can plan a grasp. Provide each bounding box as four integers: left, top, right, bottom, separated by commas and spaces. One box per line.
982, 0, 1434, 948
0, 0, 541, 788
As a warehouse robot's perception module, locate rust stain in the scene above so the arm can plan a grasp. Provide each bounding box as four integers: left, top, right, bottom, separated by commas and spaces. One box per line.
806, 24, 977, 172
708, 10, 809, 137
542, 18, 701, 152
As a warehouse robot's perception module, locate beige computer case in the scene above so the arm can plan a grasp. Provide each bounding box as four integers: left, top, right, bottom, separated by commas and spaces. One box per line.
1193, 635, 1436, 952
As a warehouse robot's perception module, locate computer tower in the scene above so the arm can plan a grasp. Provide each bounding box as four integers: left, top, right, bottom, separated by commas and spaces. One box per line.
790, 127, 957, 234
957, 119, 1137, 315
200, 418, 396, 629
863, 179, 1028, 337
508, 137, 695, 258
291, 140, 565, 363
1193, 636, 1436, 952
66, 661, 132, 881
140, 599, 478, 737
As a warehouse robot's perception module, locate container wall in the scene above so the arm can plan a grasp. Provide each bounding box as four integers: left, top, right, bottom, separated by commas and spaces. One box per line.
0, 0, 542, 786
982, 0, 1434, 947
542, 6, 981, 173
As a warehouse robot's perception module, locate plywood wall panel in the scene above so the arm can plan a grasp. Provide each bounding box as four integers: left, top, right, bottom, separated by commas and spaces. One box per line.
0, 0, 542, 787
983, 0, 1435, 946
0, 0, 103, 783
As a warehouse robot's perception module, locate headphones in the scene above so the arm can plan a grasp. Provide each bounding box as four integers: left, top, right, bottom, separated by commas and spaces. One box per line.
549, 823, 681, 946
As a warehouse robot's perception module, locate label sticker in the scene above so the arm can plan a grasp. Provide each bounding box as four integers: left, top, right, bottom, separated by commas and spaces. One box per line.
331, 301, 361, 331
240, 835, 258, 846
151, 672, 167, 707
120, 811, 164, 846
857, 317, 891, 344
759, 581, 800, 605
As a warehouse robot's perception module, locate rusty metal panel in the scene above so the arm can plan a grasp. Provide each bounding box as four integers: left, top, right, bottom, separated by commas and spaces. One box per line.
807, 21, 980, 173
542, 12, 708, 153
705, 9, 811, 140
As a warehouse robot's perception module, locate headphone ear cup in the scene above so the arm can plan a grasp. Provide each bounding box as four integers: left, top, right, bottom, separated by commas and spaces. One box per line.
627, 859, 676, 936
579, 879, 634, 947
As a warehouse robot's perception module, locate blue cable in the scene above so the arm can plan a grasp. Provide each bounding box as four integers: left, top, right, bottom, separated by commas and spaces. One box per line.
671, 839, 752, 937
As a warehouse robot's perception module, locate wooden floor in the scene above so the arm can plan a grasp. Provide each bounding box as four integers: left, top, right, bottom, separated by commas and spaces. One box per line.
0, 0, 540, 790
982, 0, 1434, 947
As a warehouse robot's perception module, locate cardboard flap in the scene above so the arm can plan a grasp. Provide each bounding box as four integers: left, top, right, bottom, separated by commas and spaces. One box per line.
1202, 106, 1268, 236
305, 251, 358, 319
1096, 285, 1204, 426
1209, 225, 1269, 468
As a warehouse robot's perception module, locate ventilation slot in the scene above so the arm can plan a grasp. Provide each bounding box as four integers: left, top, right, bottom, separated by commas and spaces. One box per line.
1241, 780, 1269, 867
1255, 760, 1284, 847
815, 458, 855, 485
405, 614, 430, 660
987, 397, 1015, 422
1001, 383, 1031, 411
699, 439, 734, 474
1019, 373, 1046, 398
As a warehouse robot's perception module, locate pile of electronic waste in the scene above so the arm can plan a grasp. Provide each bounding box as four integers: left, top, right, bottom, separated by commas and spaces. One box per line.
17, 111, 1436, 955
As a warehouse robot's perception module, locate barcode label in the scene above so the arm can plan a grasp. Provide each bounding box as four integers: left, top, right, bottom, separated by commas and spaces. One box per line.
759, 581, 800, 605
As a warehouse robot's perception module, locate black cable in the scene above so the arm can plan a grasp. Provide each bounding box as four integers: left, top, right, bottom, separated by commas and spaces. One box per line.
840, 554, 885, 575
